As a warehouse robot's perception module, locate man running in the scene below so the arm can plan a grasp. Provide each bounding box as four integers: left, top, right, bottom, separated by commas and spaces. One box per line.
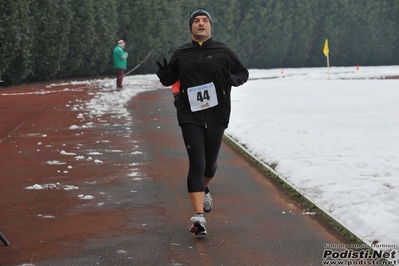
156, 8, 249, 235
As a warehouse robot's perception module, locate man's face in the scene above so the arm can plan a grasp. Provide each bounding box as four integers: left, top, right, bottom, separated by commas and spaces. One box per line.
191, 15, 211, 41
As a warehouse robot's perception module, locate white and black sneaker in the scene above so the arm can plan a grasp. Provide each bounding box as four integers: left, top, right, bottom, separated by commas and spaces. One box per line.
189, 214, 207, 235
203, 191, 213, 213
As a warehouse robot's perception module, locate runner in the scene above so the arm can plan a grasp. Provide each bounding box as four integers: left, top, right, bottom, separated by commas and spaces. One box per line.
156, 8, 249, 235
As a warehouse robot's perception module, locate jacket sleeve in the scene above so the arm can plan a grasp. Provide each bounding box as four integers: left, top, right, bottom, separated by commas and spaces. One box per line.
228, 50, 249, 86
114, 47, 126, 60
163, 54, 179, 86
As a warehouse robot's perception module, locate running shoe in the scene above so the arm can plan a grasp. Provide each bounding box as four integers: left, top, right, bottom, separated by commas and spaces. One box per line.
203, 191, 213, 213
189, 214, 207, 235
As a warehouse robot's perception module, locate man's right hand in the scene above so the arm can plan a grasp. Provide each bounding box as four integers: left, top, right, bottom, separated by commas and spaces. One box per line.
156, 58, 173, 86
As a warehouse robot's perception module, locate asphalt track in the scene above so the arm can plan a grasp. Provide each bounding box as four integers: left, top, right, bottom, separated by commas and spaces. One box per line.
0, 81, 349, 266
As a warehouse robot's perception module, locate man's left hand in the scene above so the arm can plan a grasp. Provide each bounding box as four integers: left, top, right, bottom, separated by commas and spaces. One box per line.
223, 68, 242, 86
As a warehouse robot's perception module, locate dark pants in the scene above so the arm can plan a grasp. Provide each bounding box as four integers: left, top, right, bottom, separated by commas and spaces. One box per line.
116, 69, 124, 88
180, 123, 225, 193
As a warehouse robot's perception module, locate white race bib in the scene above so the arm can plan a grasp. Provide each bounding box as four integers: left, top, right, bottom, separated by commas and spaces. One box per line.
187, 82, 218, 112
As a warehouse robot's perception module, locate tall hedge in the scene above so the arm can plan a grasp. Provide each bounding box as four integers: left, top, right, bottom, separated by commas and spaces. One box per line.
0, 0, 398, 85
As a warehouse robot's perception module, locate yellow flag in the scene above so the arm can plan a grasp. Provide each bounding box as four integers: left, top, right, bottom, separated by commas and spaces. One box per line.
323, 39, 329, 57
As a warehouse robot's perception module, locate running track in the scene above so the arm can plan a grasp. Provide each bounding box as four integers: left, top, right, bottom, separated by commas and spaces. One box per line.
0, 81, 349, 265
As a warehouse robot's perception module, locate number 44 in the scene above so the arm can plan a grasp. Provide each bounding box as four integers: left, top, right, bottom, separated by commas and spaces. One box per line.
197, 90, 210, 102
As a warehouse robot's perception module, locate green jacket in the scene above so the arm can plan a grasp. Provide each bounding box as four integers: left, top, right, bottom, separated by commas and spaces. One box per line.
113, 45, 128, 70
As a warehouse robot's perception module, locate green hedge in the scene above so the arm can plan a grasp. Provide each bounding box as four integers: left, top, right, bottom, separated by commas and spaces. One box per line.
0, 0, 398, 84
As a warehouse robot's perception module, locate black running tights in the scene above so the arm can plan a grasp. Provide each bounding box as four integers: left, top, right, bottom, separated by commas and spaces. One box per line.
180, 123, 225, 193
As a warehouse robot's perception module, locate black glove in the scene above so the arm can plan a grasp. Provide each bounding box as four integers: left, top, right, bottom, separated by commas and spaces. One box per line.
223, 68, 242, 86
156, 58, 173, 85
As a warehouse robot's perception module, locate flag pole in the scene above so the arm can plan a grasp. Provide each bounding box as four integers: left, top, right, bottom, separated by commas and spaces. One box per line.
326, 53, 330, 80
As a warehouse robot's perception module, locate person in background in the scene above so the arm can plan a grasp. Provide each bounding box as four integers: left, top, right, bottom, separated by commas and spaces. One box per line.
156, 8, 249, 235
113, 40, 128, 90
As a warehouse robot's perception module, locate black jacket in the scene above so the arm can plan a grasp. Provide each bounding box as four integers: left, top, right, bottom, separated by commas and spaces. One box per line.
162, 38, 249, 127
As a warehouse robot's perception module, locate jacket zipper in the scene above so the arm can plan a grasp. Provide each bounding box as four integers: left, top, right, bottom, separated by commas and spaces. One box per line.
198, 43, 204, 84
198, 43, 207, 128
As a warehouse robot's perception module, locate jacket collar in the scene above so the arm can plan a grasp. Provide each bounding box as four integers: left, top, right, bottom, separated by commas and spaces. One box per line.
191, 38, 213, 47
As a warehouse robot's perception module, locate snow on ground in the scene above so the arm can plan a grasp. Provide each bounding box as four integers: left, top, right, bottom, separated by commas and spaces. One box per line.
84, 66, 399, 252
88, 67, 399, 252
22, 75, 161, 205
25, 66, 399, 255
227, 65, 399, 252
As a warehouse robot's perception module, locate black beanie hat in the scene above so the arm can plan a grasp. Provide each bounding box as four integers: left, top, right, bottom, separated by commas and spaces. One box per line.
189, 8, 212, 32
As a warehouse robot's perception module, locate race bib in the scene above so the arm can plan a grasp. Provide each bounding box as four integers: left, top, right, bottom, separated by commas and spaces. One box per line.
187, 82, 218, 112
